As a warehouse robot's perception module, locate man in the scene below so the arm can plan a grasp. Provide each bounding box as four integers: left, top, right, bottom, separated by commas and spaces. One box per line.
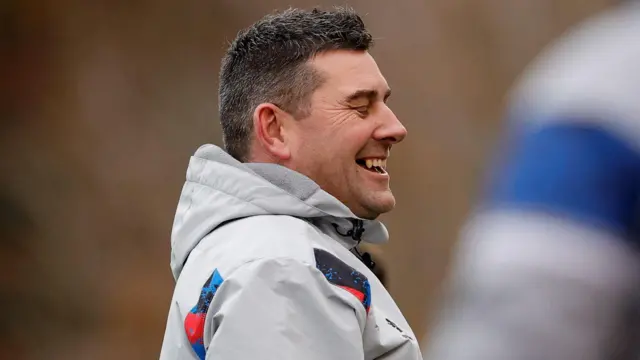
422, 1, 640, 359
159, 7, 423, 360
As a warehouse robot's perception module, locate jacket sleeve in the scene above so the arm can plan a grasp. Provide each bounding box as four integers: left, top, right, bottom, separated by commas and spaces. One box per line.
203, 257, 366, 360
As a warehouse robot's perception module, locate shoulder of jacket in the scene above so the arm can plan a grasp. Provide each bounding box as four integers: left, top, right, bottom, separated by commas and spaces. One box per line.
188, 215, 327, 273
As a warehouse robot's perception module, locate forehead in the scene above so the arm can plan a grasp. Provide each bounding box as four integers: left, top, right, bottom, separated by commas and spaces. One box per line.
309, 50, 389, 97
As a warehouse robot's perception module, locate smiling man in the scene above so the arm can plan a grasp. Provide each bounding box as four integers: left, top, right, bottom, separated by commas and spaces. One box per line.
159, 7, 422, 360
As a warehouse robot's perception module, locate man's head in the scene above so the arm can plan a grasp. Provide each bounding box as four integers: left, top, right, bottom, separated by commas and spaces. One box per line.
219, 7, 407, 219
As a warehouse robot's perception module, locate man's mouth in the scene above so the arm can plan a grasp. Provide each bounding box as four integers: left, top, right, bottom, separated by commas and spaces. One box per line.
356, 158, 388, 174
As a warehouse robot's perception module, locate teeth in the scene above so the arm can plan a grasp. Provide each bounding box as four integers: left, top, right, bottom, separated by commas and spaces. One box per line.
362, 158, 387, 170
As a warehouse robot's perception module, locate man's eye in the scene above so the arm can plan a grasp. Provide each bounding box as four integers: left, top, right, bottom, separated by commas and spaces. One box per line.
354, 106, 369, 116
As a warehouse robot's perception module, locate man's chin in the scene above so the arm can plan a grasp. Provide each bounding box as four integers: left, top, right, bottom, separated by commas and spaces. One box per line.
358, 194, 396, 219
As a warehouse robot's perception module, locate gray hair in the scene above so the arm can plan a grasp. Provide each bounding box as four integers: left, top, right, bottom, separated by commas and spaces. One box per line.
218, 7, 373, 162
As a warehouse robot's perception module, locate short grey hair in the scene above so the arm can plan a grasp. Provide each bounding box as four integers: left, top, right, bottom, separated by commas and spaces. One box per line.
218, 7, 374, 162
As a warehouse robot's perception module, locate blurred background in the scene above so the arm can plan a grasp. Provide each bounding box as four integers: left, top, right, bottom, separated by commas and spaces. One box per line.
1, 0, 616, 358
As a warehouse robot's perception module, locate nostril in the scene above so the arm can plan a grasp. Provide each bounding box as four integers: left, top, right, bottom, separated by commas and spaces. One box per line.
382, 135, 401, 144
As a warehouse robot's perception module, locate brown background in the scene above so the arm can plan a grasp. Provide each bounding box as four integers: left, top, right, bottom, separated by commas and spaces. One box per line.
1, 0, 613, 358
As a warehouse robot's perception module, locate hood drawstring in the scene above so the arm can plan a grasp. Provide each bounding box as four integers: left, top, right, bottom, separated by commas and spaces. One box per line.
353, 246, 376, 272
332, 219, 376, 272
332, 219, 365, 241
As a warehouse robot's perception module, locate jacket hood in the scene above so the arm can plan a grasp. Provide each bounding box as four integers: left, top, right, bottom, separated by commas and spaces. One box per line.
170, 144, 389, 279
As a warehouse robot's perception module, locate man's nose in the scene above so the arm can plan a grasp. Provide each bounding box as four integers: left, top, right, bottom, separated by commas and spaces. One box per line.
375, 106, 407, 144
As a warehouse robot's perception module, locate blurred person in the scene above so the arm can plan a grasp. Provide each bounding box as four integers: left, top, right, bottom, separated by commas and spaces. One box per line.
422, 1, 640, 359
159, 7, 423, 360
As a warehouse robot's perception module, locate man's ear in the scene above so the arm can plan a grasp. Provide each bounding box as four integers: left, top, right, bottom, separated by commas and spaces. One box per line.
253, 103, 292, 161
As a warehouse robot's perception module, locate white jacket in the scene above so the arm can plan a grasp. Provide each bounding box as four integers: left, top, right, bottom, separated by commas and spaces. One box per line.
159, 144, 423, 360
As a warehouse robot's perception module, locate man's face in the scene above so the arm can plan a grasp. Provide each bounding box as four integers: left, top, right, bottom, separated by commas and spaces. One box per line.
285, 50, 407, 219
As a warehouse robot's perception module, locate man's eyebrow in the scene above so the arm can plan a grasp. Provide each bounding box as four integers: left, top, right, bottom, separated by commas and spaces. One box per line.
344, 88, 392, 103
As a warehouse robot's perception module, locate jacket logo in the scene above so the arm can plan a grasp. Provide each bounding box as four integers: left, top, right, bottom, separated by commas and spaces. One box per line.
314, 248, 371, 313
386, 318, 414, 341
184, 268, 224, 360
